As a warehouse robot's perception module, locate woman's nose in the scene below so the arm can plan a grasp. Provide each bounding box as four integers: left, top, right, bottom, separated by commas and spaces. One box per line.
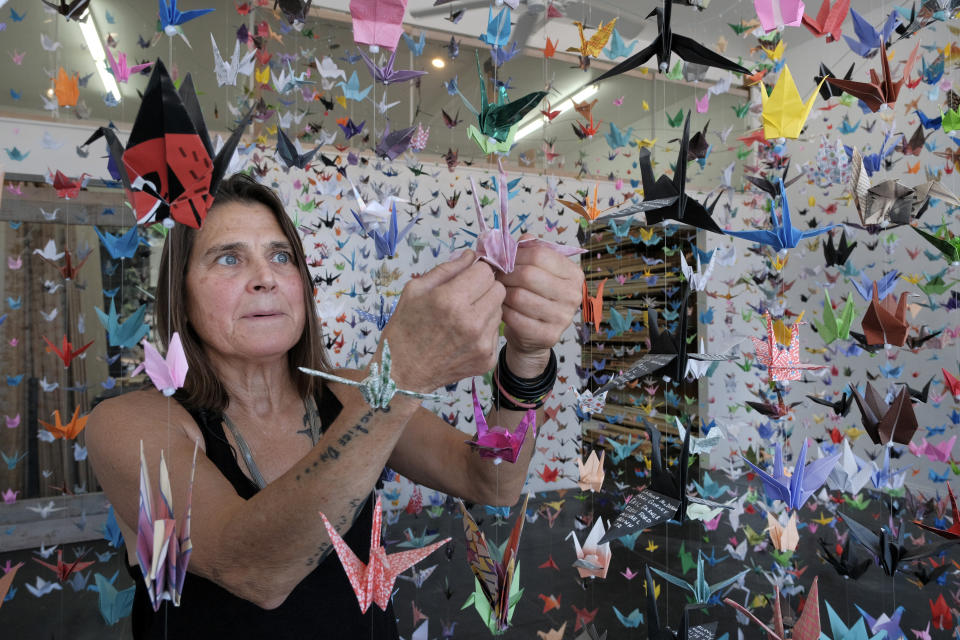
250, 259, 278, 291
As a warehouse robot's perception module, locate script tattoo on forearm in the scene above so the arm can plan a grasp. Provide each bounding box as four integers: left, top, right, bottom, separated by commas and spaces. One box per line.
306, 497, 365, 568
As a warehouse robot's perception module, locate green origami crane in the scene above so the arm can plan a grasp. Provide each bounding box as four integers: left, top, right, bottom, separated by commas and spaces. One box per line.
943, 106, 960, 134
459, 51, 546, 154
461, 565, 523, 636
917, 270, 959, 297
299, 340, 446, 409
914, 225, 960, 264
814, 290, 856, 345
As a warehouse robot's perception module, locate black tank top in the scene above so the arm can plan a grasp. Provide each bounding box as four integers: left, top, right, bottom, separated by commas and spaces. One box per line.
126, 391, 399, 639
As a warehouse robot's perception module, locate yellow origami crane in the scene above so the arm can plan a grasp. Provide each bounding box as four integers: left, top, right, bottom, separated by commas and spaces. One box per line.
254, 65, 270, 85
761, 65, 825, 139
567, 19, 617, 58
633, 137, 657, 149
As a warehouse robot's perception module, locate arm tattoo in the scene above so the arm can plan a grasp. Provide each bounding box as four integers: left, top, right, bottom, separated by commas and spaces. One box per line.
306, 497, 365, 567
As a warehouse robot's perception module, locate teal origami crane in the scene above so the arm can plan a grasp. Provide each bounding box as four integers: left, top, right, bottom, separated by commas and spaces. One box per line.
602, 26, 636, 59
96, 300, 150, 350
649, 551, 748, 604
479, 6, 511, 47
337, 71, 372, 102
604, 122, 634, 150
95, 226, 149, 260
823, 601, 887, 640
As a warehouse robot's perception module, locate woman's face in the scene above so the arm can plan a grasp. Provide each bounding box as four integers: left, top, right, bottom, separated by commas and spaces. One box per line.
185, 201, 306, 364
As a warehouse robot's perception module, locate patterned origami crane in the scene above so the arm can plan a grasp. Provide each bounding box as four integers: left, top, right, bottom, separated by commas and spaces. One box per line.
751, 312, 825, 382
321, 493, 450, 612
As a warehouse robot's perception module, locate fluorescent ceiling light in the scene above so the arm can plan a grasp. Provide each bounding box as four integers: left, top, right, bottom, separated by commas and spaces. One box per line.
77, 14, 121, 103
514, 84, 598, 142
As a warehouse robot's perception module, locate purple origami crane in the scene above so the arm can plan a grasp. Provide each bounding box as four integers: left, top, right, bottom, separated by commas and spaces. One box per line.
359, 48, 427, 85
465, 379, 535, 464
136, 440, 198, 611
469, 163, 585, 274
742, 439, 841, 511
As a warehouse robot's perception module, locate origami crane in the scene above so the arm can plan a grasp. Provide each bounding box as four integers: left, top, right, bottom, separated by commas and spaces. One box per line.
645, 566, 719, 640
587, 0, 747, 82
136, 440, 198, 611
726, 178, 836, 251
459, 52, 546, 153
158, 0, 214, 37
840, 513, 960, 576
105, 47, 153, 84
42, 334, 94, 368
566, 519, 611, 579
469, 169, 584, 274
651, 550, 748, 604
465, 379, 535, 464
39, 406, 88, 440
359, 48, 426, 85
754, 0, 806, 32
349, 0, 408, 52
33, 549, 95, 583
802, 0, 850, 41
724, 576, 821, 640
352, 202, 418, 260
813, 290, 856, 345
742, 439, 840, 511
321, 493, 449, 612
96, 301, 150, 349
860, 282, 909, 346
134, 333, 188, 397
577, 450, 605, 492
914, 224, 960, 264
850, 382, 918, 446
567, 19, 617, 58
83, 61, 253, 228
751, 313, 825, 382
581, 278, 606, 333
458, 494, 529, 634
827, 41, 920, 112
913, 484, 960, 539
760, 66, 824, 140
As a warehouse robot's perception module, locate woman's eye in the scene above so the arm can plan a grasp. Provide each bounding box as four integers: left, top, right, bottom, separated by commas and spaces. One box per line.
273, 251, 292, 264
216, 254, 238, 266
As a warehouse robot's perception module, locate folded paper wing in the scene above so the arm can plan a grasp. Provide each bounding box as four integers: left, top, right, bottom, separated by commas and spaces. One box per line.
582, 278, 607, 332
567, 519, 611, 579
321, 494, 450, 612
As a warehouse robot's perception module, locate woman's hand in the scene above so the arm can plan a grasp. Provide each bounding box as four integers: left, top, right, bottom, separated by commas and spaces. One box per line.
383, 250, 505, 392
497, 239, 584, 377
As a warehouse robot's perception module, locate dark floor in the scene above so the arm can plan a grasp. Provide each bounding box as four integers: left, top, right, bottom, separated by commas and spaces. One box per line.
0, 479, 954, 639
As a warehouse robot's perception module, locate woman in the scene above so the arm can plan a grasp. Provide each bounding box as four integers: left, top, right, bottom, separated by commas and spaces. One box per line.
86, 173, 583, 638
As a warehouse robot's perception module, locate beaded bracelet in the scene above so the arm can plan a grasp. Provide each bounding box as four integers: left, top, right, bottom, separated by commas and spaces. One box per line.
492, 346, 558, 411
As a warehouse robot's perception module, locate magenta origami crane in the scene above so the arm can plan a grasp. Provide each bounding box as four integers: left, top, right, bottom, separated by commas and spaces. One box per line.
320, 493, 450, 612
465, 379, 535, 463
469, 165, 585, 274
105, 47, 153, 83
136, 440, 199, 611
751, 312, 825, 382
349, 0, 408, 52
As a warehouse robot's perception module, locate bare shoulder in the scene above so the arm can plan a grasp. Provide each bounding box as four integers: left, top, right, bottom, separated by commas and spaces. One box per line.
87, 388, 204, 451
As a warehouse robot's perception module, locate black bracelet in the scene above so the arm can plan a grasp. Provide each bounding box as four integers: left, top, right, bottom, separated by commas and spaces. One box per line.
492, 346, 558, 411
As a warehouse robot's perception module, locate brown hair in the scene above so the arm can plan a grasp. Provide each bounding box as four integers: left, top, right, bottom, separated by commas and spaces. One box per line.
155, 173, 330, 411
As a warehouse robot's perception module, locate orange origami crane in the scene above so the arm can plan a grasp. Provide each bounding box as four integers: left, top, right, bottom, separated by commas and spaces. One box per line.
42, 334, 95, 368
39, 406, 89, 440
826, 41, 920, 113
559, 185, 616, 222
321, 494, 450, 613
860, 282, 909, 346
54, 67, 79, 107
33, 549, 94, 582
581, 278, 607, 332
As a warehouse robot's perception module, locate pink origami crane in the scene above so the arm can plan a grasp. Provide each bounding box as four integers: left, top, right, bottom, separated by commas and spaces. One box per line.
349, 0, 408, 52
134, 332, 188, 397
909, 435, 956, 463
469, 164, 584, 274
751, 312, 825, 382
105, 46, 153, 83
754, 0, 806, 33
320, 494, 450, 612
465, 379, 535, 463
136, 440, 199, 611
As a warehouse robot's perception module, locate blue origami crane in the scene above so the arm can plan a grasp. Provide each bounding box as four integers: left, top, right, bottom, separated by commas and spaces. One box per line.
844, 129, 896, 177
741, 439, 841, 511
604, 122, 633, 150
851, 269, 900, 301
94, 226, 149, 260
479, 6, 511, 47
337, 71, 372, 103
352, 203, 418, 260
95, 300, 150, 349
158, 0, 214, 36
843, 8, 899, 58
602, 26, 636, 59
725, 178, 836, 251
